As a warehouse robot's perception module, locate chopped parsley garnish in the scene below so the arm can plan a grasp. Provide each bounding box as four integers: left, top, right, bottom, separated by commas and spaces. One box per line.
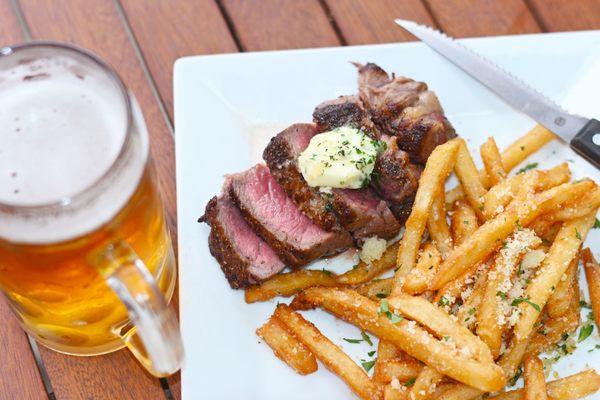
580, 300, 592, 309
509, 366, 523, 386
575, 229, 582, 240
594, 218, 600, 229
368, 350, 376, 357
511, 297, 541, 312
324, 202, 333, 212
517, 162, 538, 174
496, 291, 507, 300
321, 269, 333, 276
378, 299, 403, 324
438, 296, 451, 307
404, 377, 416, 387
578, 324, 594, 343
468, 307, 477, 315
361, 359, 376, 373
343, 331, 373, 346
375, 292, 388, 299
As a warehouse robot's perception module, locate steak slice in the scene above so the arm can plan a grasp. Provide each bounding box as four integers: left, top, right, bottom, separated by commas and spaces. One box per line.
372, 135, 422, 204
199, 185, 285, 289
263, 123, 341, 232
331, 187, 400, 241
229, 164, 353, 267
356, 62, 456, 163
312, 95, 380, 137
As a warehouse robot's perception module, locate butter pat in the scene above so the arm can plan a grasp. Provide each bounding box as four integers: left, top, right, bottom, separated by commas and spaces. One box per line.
297, 127, 383, 189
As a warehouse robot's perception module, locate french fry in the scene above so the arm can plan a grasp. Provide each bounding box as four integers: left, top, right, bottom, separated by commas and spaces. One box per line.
407, 367, 443, 400
454, 139, 486, 220
373, 358, 423, 383
544, 187, 600, 222
512, 214, 595, 342
373, 340, 407, 384
444, 124, 556, 210
547, 252, 580, 319
383, 384, 406, 400
245, 270, 338, 303
501, 125, 556, 171
435, 266, 479, 306
477, 231, 542, 358
427, 188, 453, 258
357, 278, 393, 301
523, 355, 547, 400
432, 180, 594, 289
481, 137, 506, 186
256, 318, 317, 375
489, 369, 600, 400
450, 200, 478, 245
526, 300, 580, 356
403, 243, 441, 294
583, 248, 600, 332
393, 139, 461, 294
530, 218, 562, 243
273, 304, 382, 400
435, 384, 482, 400
296, 287, 505, 392
482, 163, 571, 219
456, 272, 488, 329
337, 243, 399, 286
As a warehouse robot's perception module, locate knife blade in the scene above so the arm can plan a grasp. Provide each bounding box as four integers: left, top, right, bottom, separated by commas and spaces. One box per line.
395, 19, 600, 169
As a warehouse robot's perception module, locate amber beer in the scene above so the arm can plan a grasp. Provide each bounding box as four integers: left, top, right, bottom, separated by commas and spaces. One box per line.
0, 43, 182, 376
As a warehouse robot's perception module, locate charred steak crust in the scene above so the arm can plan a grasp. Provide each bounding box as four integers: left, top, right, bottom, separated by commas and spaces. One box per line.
312, 95, 379, 137
372, 136, 422, 204
263, 124, 341, 232
356, 62, 457, 164
201, 197, 257, 289
229, 166, 353, 268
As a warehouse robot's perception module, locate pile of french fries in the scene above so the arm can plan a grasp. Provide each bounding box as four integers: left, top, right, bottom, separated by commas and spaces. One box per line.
249, 124, 600, 400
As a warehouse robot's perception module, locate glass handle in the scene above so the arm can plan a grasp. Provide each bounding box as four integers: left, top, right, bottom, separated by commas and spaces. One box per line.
92, 241, 184, 377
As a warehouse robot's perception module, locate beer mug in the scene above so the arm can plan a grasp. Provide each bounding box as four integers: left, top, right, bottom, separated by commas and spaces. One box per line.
0, 42, 183, 376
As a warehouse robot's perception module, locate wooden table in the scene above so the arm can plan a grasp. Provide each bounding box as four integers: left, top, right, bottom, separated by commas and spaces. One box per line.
0, 0, 598, 398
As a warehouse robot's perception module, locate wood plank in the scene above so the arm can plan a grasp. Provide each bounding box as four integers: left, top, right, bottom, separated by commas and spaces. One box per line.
120, 0, 238, 119
426, 0, 541, 37
0, 2, 48, 398
324, 0, 436, 44
17, 0, 175, 398
221, 0, 340, 51
527, 0, 600, 32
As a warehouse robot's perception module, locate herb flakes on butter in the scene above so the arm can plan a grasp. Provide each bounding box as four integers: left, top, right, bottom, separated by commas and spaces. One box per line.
298, 126, 384, 189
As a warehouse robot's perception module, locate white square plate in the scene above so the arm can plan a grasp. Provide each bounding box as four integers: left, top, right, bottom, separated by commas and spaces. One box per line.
174, 31, 600, 400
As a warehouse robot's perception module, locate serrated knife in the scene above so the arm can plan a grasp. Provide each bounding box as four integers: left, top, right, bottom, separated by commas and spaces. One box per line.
395, 19, 600, 169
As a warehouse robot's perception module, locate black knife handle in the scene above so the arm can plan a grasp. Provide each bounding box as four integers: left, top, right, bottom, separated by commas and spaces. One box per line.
570, 118, 600, 169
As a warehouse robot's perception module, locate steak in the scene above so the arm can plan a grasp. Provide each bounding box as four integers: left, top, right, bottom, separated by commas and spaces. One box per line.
372, 135, 422, 204
312, 95, 379, 137
263, 123, 341, 231
264, 123, 401, 242
356, 62, 456, 163
199, 185, 286, 288
331, 187, 400, 240
229, 164, 353, 267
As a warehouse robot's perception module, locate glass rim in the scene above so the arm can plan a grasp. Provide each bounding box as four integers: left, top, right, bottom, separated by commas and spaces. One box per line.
0, 41, 134, 214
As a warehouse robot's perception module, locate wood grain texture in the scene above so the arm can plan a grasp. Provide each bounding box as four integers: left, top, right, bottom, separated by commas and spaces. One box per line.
0, 2, 48, 398
426, 0, 541, 36
324, 0, 436, 44
17, 0, 175, 398
221, 0, 340, 51
527, 0, 600, 31
120, 0, 238, 119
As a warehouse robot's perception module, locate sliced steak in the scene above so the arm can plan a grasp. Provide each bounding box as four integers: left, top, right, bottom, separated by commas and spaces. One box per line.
372, 135, 422, 204
229, 164, 353, 267
263, 123, 341, 232
356, 62, 456, 163
331, 187, 400, 240
388, 195, 416, 225
199, 185, 285, 289
312, 95, 379, 137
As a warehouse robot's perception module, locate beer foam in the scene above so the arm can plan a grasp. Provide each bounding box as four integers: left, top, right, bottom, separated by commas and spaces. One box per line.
0, 51, 148, 244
